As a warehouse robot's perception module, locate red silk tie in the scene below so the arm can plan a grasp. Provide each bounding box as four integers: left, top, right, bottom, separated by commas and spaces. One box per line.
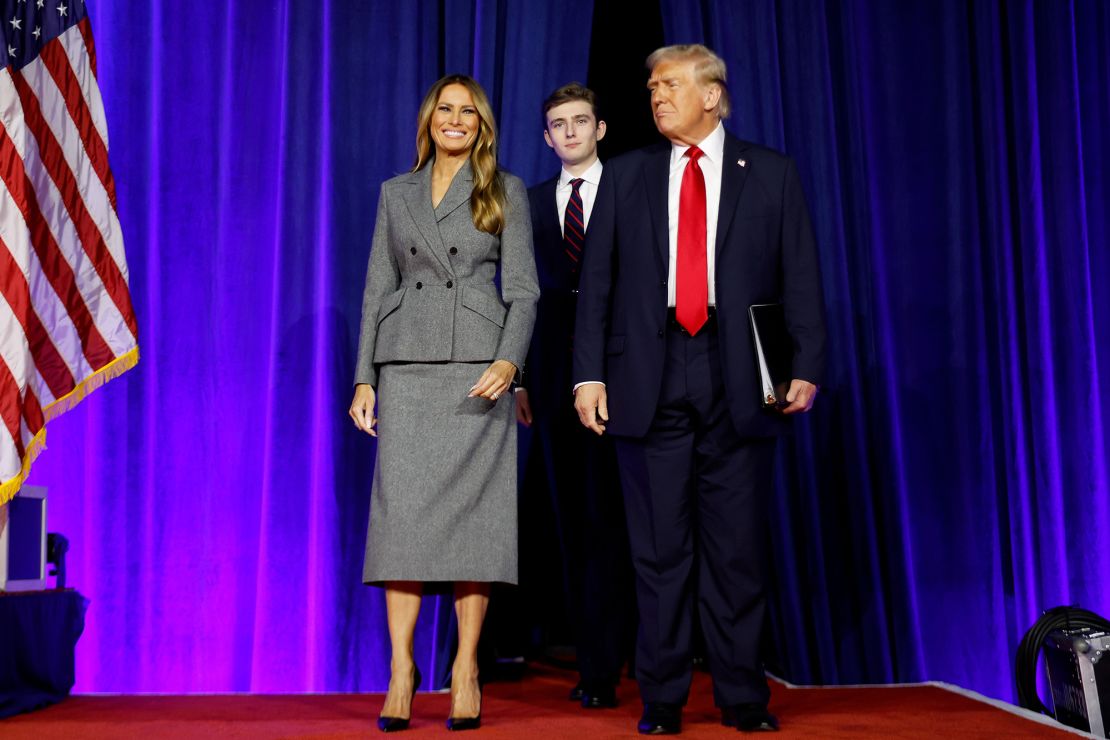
676, 146, 708, 335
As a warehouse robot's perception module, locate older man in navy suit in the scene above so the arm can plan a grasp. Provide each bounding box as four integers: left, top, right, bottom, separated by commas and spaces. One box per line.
573, 45, 827, 735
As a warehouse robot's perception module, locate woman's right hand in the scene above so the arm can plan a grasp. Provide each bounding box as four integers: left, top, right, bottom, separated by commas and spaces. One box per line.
349, 383, 378, 436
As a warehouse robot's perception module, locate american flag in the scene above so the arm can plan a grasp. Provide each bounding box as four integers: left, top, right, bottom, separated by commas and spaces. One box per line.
0, 0, 137, 503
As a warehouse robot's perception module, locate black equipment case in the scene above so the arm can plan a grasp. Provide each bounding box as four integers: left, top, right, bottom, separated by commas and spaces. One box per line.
1044, 628, 1110, 737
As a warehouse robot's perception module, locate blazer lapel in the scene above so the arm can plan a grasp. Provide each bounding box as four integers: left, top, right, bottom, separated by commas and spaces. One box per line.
402, 165, 452, 274
642, 144, 671, 275
714, 135, 751, 258
434, 160, 473, 222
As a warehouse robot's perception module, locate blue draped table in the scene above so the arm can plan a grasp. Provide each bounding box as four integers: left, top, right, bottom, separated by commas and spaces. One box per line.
0, 589, 88, 718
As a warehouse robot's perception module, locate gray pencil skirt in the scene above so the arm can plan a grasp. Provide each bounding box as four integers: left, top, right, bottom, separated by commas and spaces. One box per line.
363, 361, 517, 585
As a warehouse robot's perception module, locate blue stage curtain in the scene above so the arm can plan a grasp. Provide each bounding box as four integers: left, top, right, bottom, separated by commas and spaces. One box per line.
661, 0, 1110, 699
28, 0, 591, 693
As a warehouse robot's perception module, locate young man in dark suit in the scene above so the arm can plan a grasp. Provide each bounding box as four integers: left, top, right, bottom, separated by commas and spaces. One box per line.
516, 83, 633, 710
573, 46, 827, 734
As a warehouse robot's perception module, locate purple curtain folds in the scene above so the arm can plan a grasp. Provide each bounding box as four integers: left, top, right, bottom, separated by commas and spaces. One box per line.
660, 0, 1110, 700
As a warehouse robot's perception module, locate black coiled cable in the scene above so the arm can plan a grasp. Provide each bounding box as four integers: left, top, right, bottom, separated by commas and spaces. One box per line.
1015, 605, 1110, 715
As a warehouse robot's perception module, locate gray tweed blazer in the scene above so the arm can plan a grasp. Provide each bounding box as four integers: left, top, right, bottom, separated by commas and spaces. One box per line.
354, 161, 539, 387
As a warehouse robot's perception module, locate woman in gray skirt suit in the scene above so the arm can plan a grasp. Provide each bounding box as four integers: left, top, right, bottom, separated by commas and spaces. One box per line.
348, 74, 538, 732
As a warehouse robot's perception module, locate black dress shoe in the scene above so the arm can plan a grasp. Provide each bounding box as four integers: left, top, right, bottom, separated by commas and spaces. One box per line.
377, 666, 422, 732
568, 681, 585, 701
581, 684, 618, 709
722, 703, 779, 732
638, 702, 681, 735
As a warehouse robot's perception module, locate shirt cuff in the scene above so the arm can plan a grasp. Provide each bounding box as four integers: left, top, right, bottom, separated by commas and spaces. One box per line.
572, 381, 605, 392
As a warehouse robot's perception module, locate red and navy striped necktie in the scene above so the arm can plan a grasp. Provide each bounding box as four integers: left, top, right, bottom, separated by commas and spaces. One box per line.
564, 178, 586, 272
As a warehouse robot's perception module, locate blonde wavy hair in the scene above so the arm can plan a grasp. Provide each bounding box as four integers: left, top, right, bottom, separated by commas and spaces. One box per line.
413, 75, 506, 235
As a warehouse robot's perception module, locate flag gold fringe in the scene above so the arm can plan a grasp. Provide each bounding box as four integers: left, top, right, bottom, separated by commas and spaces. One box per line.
0, 346, 139, 505
42, 346, 140, 421
0, 427, 46, 507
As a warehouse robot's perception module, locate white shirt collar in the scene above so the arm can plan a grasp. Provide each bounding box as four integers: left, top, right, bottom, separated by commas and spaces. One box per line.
558, 157, 604, 189
669, 120, 726, 167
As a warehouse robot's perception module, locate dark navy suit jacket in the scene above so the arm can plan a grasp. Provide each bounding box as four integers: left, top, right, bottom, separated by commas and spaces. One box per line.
572, 134, 827, 438
522, 175, 579, 419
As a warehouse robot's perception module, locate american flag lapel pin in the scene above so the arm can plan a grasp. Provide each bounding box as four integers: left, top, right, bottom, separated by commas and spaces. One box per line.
737, 158, 747, 167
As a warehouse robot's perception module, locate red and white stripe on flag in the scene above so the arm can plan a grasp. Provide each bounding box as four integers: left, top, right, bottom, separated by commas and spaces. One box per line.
1, 17, 138, 504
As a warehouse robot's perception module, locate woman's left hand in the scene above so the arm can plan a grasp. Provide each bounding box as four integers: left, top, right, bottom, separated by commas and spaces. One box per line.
468, 359, 518, 401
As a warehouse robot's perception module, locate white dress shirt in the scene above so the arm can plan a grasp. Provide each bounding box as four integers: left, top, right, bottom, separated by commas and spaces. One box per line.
667, 121, 725, 307
555, 158, 603, 234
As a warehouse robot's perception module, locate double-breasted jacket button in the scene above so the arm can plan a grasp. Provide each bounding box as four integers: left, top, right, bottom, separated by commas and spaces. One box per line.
410, 247, 417, 255
449, 247, 458, 255
446, 281, 454, 289
415, 282, 423, 289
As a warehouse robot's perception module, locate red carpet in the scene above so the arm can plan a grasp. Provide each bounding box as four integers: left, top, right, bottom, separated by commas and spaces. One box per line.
1, 664, 1082, 738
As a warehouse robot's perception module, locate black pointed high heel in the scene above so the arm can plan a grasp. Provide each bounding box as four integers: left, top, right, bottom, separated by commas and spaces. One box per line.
377, 665, 422, 733
446, 676, 482, 731
445, 714, 481, 732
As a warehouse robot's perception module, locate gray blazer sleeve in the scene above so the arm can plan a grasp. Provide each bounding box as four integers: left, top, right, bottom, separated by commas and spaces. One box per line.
353, 186, 400, 388
494, 175, 540, 370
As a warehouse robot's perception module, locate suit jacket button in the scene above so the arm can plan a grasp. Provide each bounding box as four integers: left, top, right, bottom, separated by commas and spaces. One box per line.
446, 281, 453, 288
416, 282, 423, 289
410, 247, 417, 255
657, 329, 664, 337
449, 247, 458, 255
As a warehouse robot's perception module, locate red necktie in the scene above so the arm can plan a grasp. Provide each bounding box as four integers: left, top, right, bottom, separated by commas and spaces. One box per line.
564, 178, 586, 273
676, 146, 708, 335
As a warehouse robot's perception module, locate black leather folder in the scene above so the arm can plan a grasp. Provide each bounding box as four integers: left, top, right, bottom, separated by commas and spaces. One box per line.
748, 303, 793, 408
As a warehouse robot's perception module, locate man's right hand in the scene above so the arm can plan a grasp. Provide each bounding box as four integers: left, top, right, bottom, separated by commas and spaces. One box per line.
573, 383, 608, 435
